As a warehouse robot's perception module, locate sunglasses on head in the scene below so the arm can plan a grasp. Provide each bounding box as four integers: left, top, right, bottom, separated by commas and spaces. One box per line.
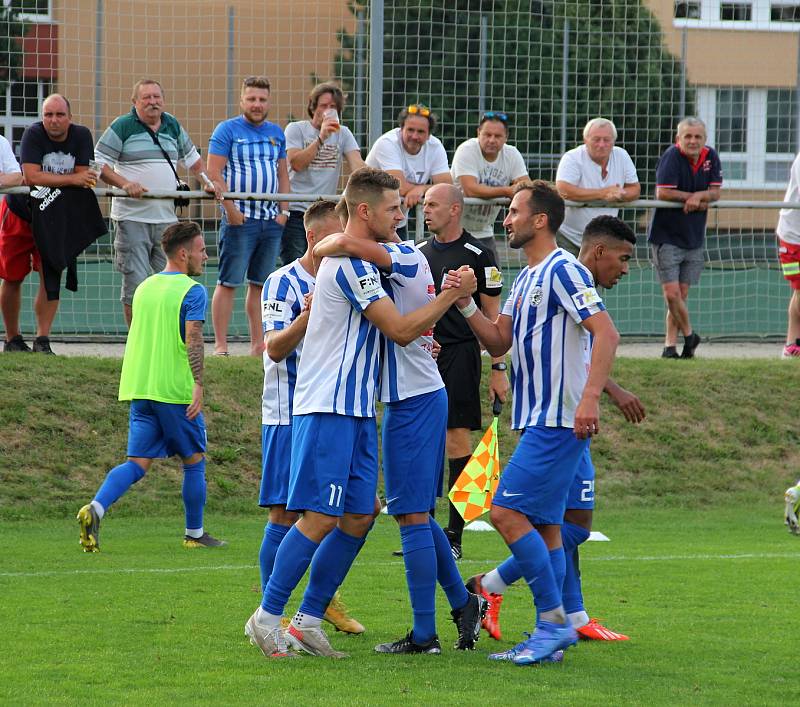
407, 104, 431, 117
482, 111, 509, 122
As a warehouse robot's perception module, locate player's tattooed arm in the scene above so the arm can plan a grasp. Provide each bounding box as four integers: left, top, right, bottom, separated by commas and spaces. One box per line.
185, 320, 204, 420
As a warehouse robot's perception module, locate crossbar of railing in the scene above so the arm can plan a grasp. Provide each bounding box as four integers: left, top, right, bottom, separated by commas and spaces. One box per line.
0, 186, 798, 210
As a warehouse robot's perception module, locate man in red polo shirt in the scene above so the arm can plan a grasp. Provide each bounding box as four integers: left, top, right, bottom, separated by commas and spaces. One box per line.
648, 117, 722, 359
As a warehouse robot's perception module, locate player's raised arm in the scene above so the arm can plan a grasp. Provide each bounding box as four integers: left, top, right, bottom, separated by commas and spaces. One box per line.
313, 233, 394, 271
451, 289, 512, 357
264, 308, 310, 363
363, 266, 476, 346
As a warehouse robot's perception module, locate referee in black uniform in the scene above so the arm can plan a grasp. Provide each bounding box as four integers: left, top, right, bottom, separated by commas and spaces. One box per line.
419, 183, 508, 560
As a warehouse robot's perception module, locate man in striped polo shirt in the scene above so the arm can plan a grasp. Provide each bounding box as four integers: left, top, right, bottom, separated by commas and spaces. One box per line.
96, 79, 213, 328
207, 75, 291, 357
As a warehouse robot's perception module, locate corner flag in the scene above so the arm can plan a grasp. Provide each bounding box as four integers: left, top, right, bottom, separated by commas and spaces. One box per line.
448, 399, 502, 521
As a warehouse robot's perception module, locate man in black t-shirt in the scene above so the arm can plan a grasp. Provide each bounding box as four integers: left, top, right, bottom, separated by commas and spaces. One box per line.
419, 183, 508, 560
0, 94, 95, 354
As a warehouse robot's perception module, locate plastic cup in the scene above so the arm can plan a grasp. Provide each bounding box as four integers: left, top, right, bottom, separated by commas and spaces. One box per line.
323, 108, 340, 131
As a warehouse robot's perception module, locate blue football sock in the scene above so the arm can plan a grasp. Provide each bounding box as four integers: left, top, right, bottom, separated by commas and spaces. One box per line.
399, 523, 437, 643
430, 517, 469, 609
259, 522, 292, 591
182, 459, 206, 531
262, 525, 319, 615
298, 526, 363, 619
561, 522, 590, 614
508, 530, 561, 614
549, 546, 566, 602
496, 555, 523, 586
94, 460, 146, 511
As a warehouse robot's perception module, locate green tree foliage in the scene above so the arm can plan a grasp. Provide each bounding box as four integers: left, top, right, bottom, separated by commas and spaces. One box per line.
0, 3, 25, 88
335, 0, 692, 192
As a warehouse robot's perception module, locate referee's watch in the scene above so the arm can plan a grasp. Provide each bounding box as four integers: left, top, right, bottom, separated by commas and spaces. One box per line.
280, 210, 290, 218
491, 362, 507, 372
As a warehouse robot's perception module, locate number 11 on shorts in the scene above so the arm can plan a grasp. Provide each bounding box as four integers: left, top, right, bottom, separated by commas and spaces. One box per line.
328, 484, 343, 507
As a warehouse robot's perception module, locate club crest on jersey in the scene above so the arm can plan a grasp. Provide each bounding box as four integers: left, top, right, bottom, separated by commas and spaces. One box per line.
572, 287, 602, 310
529, 287, 544, 306
356, 272, 383, 299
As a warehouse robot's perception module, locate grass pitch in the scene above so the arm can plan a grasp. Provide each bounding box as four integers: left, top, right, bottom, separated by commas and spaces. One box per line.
1, 504, 796, 705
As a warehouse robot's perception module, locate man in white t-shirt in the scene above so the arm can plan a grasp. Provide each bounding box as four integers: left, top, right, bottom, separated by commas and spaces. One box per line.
451, 111, 528, 260
282, 83, 364, 265
365, 104, 452, 239
776, 151, 800, 358
555, 118, 640, 256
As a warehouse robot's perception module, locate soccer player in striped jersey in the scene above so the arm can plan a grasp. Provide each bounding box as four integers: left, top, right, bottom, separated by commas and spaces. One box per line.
245, 167, 476, 659
254, 199, 365, 637
467, 215, 646, 645
450, 180, 621, 666
313, 200, 488, 655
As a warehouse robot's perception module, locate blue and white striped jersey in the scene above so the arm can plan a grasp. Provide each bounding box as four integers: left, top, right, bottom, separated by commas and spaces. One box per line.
208, 116, 286, 221
379, 241, 444, 403
501, 248, 606, 430
260, 259, 315, 425
293, 256, 388, 417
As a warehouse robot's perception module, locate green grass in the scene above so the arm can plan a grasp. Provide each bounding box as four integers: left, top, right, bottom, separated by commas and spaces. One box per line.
2, 357, 799, 702
1, 356, 798, 519
0, 504, 797, 705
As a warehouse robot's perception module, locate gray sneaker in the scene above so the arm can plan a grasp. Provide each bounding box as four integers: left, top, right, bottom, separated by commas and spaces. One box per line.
183, 532, 227, 548
77, 504, 101, 553
244, 612, 298, 659
286, 623, 349, 658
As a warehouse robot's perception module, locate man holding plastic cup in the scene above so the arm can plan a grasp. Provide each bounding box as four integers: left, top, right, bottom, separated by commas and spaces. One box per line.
282, 83, 365, 264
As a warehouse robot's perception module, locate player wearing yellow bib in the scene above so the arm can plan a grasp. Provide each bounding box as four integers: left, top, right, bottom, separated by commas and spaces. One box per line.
77, 221, 225, 551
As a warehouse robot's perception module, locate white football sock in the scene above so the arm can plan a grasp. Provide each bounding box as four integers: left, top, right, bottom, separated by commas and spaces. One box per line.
568, 610, 590, 629
256, 606, 282, 628
291, 611, 322, 629
185, 527, 203, 539
90, 500, 105, 519
481, 569, 508, 595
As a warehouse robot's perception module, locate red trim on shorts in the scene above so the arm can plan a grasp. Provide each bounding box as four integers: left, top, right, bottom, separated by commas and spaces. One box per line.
778, 237, 800, 290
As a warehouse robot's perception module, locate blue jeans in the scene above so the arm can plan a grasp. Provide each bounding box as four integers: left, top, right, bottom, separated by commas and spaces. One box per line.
217, 217, 282, 287
280, 211, 307, 266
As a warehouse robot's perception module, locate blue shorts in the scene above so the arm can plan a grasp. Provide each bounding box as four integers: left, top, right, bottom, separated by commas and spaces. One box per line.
259, 423, 293, 507
287, 413, 378, 516
493, 426, 588, 525
382, 388, 447, 515
126, 399, 207, 459
566, 447, 595, 511
217, 217, 282, 287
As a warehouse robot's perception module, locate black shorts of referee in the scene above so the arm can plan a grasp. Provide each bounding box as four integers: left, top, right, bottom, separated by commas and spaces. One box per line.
437, 338, 482, 431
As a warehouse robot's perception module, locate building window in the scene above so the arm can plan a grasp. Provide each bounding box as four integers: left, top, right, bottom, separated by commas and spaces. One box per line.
7, 0, 52, 21
0, 80, 51, 156
719, 2, 752, 20
698, 87, 798, 188
674, 0, 800, 28
771, 4, 800, 20
716, 88, 748, 180
675, 1, 702, 18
